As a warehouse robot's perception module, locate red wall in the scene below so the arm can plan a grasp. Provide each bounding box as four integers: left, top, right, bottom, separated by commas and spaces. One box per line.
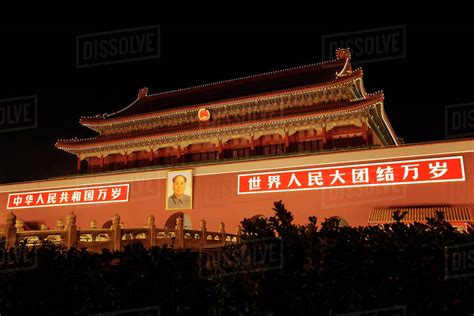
1, 140, 473, 232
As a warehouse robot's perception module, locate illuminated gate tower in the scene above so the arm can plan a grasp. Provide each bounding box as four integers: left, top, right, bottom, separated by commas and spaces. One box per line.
56, 49, 399, 173
35, 48, 470, 230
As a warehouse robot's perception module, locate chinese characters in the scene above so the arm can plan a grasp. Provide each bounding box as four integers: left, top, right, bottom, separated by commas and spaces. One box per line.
8, 184, 129, 209
239, 157, 464, 194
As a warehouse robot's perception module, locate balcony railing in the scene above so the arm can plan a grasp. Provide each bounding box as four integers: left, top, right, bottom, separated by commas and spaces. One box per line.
0, 212, 241, 252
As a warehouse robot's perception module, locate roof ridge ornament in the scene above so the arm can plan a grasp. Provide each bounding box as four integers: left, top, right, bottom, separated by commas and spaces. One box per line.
335, 48, 351, 60
335, 48, 353, 79
138, 87, 149, 99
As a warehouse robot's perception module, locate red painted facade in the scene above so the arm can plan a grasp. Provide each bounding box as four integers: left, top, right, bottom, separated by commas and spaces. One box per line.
1, 139, 473, 231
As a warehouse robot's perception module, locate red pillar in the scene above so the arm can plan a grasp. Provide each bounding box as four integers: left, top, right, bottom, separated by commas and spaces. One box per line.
322, 126, 327, 148
109, 155, 115, 170
149, 150, 154, 162
218, 140, 223, 159
361, 122, 368, 146
314, 129, 319, 150
250, 135, 255, 154
100, 155, 104, 169
76, 156, 81, 172
285, 131, 289, 148
124, 152, 128, 166
176, 145, 182, 163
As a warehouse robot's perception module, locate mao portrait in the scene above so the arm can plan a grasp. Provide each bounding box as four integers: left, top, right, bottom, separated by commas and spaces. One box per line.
166, 170, 193, 210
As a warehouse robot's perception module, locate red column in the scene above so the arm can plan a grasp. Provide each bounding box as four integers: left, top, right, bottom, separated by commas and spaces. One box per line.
361, 122, 368, 146
109, 155, 115, 170
177, 145, 181, 161
322, 126, 327, 147
124, 152, 128, 166
149, 150, 154, 162
100, 155, 104, 168
76, 156, 81, 172
314, 129, 319, 150
250, 135, 255, 152
218, 140, 223, 159
283, 131, 289, 153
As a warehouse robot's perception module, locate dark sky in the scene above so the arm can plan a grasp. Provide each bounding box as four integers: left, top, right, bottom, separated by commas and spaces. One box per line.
0, 24, 472, 184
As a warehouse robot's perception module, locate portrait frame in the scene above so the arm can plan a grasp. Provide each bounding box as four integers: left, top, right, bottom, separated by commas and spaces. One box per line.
165, 169, 193, 211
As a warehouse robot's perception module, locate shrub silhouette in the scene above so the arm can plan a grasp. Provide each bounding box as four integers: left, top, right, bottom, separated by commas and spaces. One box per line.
1, 201, 474, 315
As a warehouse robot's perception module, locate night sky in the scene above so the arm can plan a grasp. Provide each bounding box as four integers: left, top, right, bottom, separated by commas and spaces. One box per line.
0, 24, 472, 184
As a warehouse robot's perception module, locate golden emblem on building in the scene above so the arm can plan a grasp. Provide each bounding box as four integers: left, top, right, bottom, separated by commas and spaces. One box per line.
198, 108, 211, 121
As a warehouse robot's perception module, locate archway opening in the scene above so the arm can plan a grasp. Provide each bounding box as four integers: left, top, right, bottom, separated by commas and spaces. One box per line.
165, 212, 192, 229
327, 216, 350, 227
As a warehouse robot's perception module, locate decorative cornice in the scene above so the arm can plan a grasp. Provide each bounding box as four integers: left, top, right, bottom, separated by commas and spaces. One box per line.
57, 98, 382, 157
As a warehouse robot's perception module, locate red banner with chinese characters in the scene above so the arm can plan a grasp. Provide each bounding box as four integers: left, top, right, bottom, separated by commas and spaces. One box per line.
238, 156, 465, 194
7, 184, 130, 209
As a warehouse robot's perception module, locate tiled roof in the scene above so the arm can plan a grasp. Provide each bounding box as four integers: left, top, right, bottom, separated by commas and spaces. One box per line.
368, 206, 473, 224
80, 55, 350, 124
